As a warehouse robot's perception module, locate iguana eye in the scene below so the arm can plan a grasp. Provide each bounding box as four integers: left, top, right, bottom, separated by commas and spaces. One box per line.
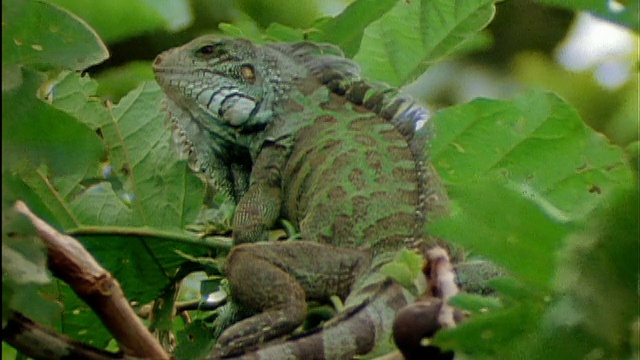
197, 45, 215, 55
196, 44, 226, 57
240, 64, 256, 84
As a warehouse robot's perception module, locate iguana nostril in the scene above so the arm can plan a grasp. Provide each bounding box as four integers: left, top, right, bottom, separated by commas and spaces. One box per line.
153, 55, 164, 67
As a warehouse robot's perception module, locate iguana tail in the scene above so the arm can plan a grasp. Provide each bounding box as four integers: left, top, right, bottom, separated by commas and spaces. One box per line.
222, 280, 411, 360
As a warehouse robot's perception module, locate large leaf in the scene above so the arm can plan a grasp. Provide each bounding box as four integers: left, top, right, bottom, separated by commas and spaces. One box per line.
5, 70, 208, 345
10, 74, 207, 304
2, 68, 106, 180
1, 0, 108, 75
46, 71, 113, 131
434, 187, 638, 359
46, 74, 205, 231
435, 301, 544, 355
428, 89, 635, 357
429, 181, 568, 287
547, 187, 638, 357
307, 0, 399, 57
428, 89, 632, 285
430, 89, 632, 216
354, 0, 498, 87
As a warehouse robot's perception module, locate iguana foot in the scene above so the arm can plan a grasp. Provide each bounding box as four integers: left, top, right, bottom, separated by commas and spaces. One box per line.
215, 307, 305, 357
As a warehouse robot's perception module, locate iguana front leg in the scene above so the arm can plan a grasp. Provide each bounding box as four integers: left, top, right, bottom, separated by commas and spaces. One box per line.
231, 143, 286, 243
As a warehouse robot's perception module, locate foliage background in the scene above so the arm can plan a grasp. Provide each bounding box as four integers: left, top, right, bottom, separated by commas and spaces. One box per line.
2, 0, 638, 359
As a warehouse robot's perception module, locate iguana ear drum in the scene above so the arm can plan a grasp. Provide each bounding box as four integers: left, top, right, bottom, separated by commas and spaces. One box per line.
240, 64, 256, 84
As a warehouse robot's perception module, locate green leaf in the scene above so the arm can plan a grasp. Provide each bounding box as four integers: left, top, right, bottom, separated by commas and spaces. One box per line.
438, 187, 639, 359
625, 141, 639, 172
430, 89, 633, 216
1, 207, 59, 329
52, 281, 113, 347
47, 0, 192, 43
2, 343, 18, 359
236, 0, 320, 29
114, 83, 204, 228
430, 182, 567, 287
264, 23, 305, 42
1, 0, 108, 74
47, 71, 112, 130
354, 0, 497, 87
538, 0, 639, 31
434, 302, 543, 355
549, 186, 638, 356
94, 61, 155, 102
380, 248, 424, 295
9, 75, 208, 305
55, 80, 207, 301
308, 0, 399, 57
219, 21, 264, 42
485, 277, 547, 303
448, 293, 502, 315
518, 325, 615, 360
425, 88, 634, 359
2, 68, 106, 179
47, 75, 205, 230
174, 320, 216, 359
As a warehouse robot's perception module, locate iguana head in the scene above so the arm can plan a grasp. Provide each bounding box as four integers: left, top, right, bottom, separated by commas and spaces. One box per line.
153, 35, 363, 133
153, 35, 307, 132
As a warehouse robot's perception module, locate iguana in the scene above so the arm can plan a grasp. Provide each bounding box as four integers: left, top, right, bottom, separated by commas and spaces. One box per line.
153, 35, 451, 359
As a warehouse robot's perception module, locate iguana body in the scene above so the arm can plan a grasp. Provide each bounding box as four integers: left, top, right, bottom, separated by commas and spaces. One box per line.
153, 36, 447, 359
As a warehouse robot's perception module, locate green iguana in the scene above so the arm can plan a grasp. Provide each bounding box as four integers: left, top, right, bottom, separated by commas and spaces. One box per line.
153, 35, 451, 359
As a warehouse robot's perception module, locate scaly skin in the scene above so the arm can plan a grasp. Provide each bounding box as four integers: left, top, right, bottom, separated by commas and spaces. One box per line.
153, 36, 447, 359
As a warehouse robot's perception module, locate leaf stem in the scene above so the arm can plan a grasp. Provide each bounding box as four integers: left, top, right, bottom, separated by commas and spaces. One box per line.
66, 226, 232, 250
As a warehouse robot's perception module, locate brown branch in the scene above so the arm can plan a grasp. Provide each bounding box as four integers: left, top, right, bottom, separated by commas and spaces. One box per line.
13, 201, 170, 360
425, 246, 461, 328
391, 246, 466, 360
3, 311, 129, 360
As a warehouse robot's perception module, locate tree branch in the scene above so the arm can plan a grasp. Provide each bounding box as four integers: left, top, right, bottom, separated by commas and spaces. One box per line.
3, 311, 129, 360
13, 200, 170, 360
